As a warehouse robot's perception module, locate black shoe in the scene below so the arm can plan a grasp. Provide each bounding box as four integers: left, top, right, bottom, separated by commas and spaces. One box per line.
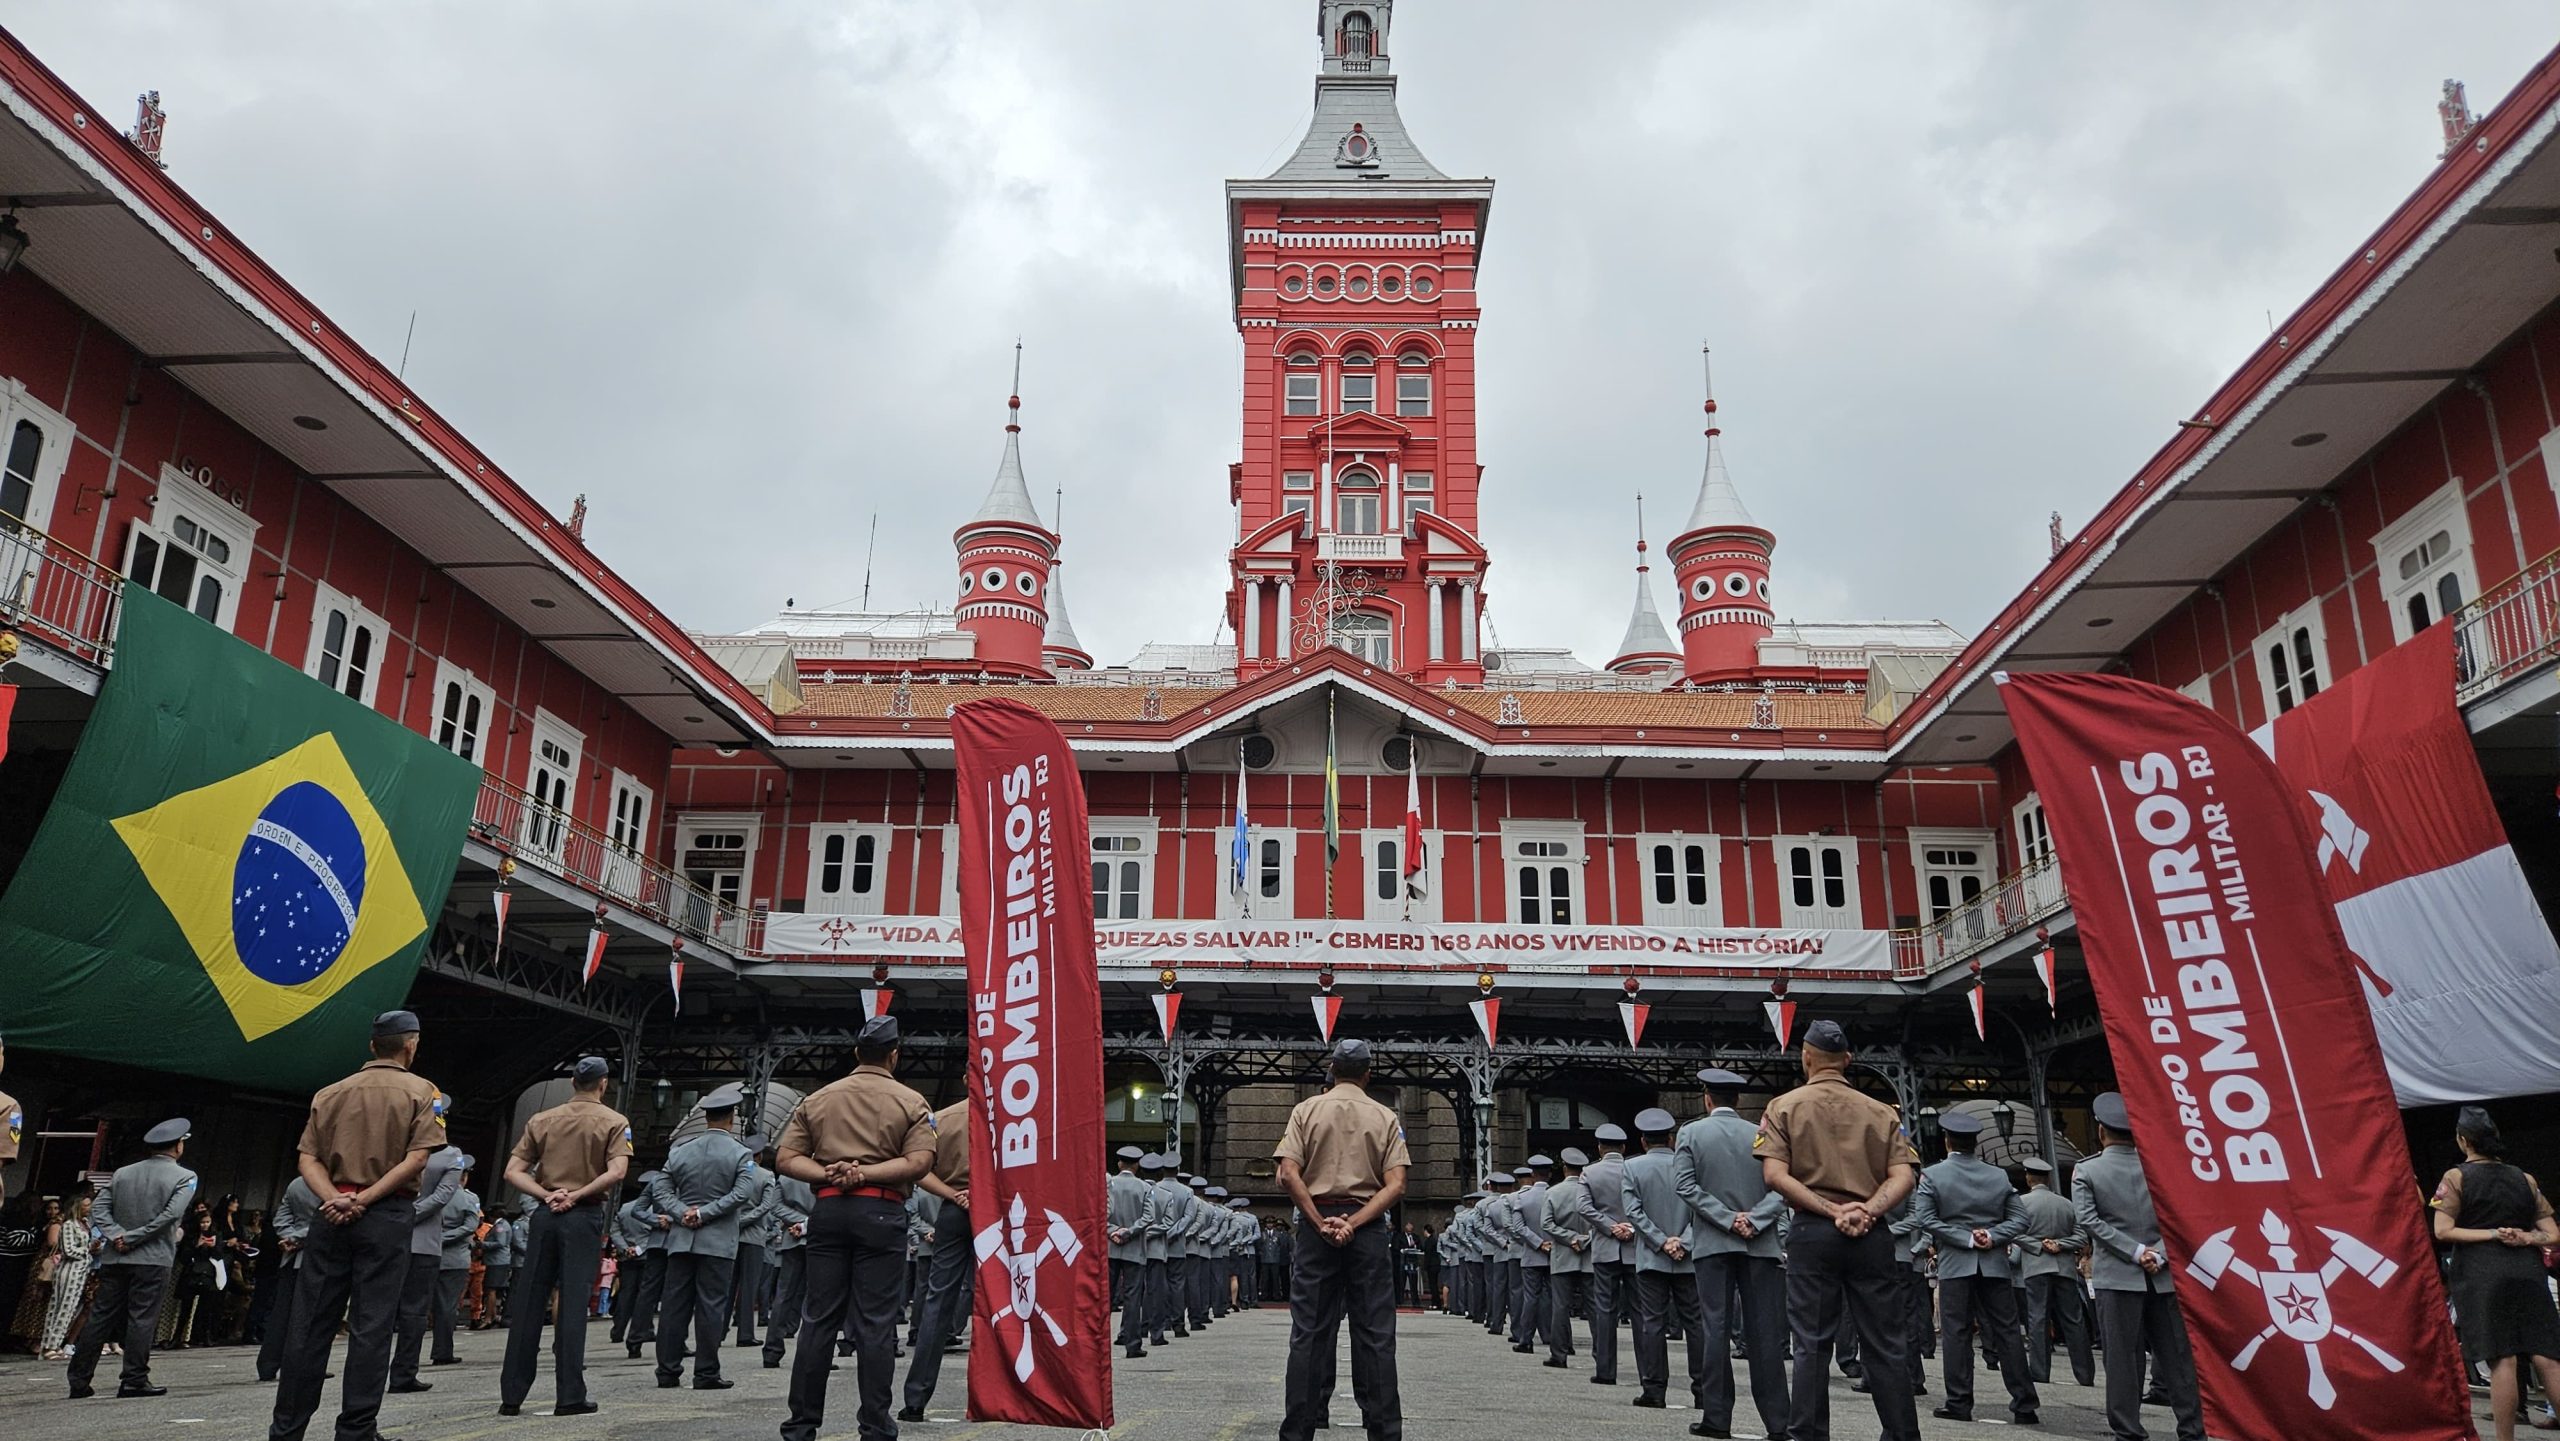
1512, 1342, 1534, 1353
1689, 1426, 1731, 1440
1633, 1394, 1667, 1409
1839, 1357, 1861, 1376
388, 1380, 433, 1394
1851, 1376, 1871, 1393
2144, 1390, 2170, 1407
627, 1346, 642, 1359
657, 1376, 681, 1389
553, 1401, 598, 1416
1932, 1405, 1972, 1421
695, 1378, 735, 1391
1150, 1337, 1170, 1346
1125, 1346, 1146, 1359
763, 1357, 781, 1369
1915, 1379, 1928, 1395
1589, 1376, 1616, 1385
2014, 1411, 2040, 1426
431, 1356, 458, 1366
1542, 1357, 1567, 1369
67, 1385, 95, 1400
116, 1385, 169, 1398
898, 1406, 928, 1422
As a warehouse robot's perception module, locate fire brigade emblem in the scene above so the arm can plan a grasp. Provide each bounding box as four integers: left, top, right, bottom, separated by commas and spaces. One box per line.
817, 916, 861, 949
2185, 1210, 2408, 1409
975, 1192, 1087, 1382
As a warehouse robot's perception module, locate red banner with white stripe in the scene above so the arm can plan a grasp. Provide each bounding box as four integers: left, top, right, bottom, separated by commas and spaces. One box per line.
1999, 670, 2466, 1441
953, 700, 1112, 1430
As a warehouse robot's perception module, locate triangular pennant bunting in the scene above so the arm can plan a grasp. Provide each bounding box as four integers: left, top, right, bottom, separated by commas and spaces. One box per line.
581, 926, 608, 984
1968, 983, 1988, 1041
859, 987, 892, 1021
1468, 997, 1501, 1047
1618, 1000, 1650, 1048
1311, 992, 1342, 1042
668, 951, 685, 1012
1151, 990, 1182, 1042
2034, 946, 2058, 1014
1763, 998, 1795, 1049
490, 889, 511, 953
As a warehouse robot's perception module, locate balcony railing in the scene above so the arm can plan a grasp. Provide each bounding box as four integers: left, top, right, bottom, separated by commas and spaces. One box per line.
1890, 859, 2071, 979
469, 773, 749, 952
1317, 532, 1403, 564
2452, 549, 2560, 704
0, 519, 123, 668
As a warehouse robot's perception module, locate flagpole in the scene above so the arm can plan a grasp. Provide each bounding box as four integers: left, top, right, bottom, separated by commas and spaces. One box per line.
1325, 688, 1338, 920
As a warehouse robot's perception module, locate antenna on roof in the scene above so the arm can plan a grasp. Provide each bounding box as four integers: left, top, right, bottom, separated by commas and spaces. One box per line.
860, 512, 879, 612
398, 310, 418, 379
130, 91, 167, 167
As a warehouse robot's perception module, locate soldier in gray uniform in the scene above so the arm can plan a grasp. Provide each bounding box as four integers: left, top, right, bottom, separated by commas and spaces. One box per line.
2015, 1156, 2093, 1387
1202, 1184, 1234, 1317
1445, 1196, 1477, 1320
1867, 1195, 1930, 1397
1480, 1170, 1519, 1336
1911, 1109, 2038, 1424
761, 1167, 815, 1369
614, 1171, 670, 1355
1511, 1158, 1554, 1353
1148, 1154, 1191, 1342
1540, 1148, 1596, 1369
429, 1156, 481, 1363
387, 1137, 464, 1393
1577, 1123, 1635, 1386
1675, 1067, 1792, 1440
257, 1176, 320, 1382
1622, 1108, 1708, 1413
1107, 1146, 1155, 1354
646, 1081, 758, 1390
732, 1135, 779, 1348
2072, 1093, 2205, 1441
1184, 1174, 1218, 1326
479, 1205, 516, 1328
67, 1117, 197, 1399
1228, 1197, 1258, 1306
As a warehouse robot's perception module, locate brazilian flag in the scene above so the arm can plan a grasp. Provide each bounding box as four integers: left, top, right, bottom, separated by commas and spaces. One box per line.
0, 584, 478, 1092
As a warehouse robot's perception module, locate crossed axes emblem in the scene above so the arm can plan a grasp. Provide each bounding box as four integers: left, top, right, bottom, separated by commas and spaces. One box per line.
2185, 1210, 2407, 1409
974, 1193, 1086, 1382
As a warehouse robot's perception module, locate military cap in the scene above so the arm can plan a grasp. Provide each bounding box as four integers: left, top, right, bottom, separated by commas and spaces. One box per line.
1634, 1107, 1677, 1135
371, 1009, 422, 1039
1187, 1175, 1209, 1189
1487, 1172, 1516, 1187
1330, 1037, 1372, 1066
1559, 1147, 1590, 1167
858, 1014, 901, 1047
1227, 1196, 1250, 1209
699, 1082, 746, 1113
572, 1055, 611, 1083
1205, 1185, 1228, 1198
741, 1133, 770, 1153
144, 1117, 191, 1146
1523, 1153, 1554, 1169
1138, 1152, 1168, 1171
1938, 1109, 1985, 1137
1463, 1190, 1488, 1201
1697, 1067, 1748, 1090
1592, 1122, 1629, 1144
2019, 1156, 2054, 1174
2092, 1092, 2132, 1132
1802, 1018, 1849, 1052
1116, 1145, 1145, 1161
1511, 1164, 1535, 1177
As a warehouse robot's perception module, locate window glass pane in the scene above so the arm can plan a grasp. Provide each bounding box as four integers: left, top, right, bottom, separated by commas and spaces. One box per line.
1548, 866, 1572, 925
1960, 874, 1984, 904
2291, 628, 2319, 698
344, 625, 373, 699
852, 833, 876, 893
1517, 867, 1538, 924
460, 695, 482, 762
1092, 861, 1110, 916
1928, 875, 1952, 917
2437, 572, 2462, 618
1788, 847, 1814, 908
1376, 839, 1398, 901
1285, 376, 1318, 416
1821, 847, 1846, 909
2406, 593, 2431, 635
319, 610, 347, 686
1651, 844, 1674, 905
1, 420, 39, 520
130, 532, 161, 587
1342, 375, 1375, 413
438, 684, 462, 747
821, 833, 845, 892
1118, 859, 1142, 917
1259, 837, 1281, 899
1684, 845, 1709, 907
1397, 376, 1431, 416
192, 574, 223, 622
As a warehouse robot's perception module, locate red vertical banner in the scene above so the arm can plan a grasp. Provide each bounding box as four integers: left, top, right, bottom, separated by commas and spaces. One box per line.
1998, 671, 2467, 1441
953, 700, 1112, 1430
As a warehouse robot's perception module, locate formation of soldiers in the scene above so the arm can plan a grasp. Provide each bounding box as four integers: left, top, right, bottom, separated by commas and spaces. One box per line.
1106, 1145, 1266, 1354
1433, 1023, 2206, 1441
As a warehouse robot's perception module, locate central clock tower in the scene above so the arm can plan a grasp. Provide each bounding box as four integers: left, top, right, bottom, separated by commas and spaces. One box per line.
1225, 1, 1496, 685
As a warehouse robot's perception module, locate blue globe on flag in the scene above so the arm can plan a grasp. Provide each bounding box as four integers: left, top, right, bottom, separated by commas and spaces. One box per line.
232, 780, 369, 985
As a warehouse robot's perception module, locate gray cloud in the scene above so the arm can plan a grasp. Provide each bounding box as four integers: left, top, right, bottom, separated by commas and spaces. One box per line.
16, 1, 2553, 666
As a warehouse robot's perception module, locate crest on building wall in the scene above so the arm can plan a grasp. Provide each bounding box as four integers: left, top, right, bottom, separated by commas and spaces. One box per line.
1335, 123, 1380, 169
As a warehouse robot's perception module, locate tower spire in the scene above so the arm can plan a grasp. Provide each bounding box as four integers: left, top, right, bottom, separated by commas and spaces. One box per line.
1666, 342, 1776, 680
1608, 491, 1680, 675
1684, 343, 1754, 530
969, 341, 1043, 527
954, 342, 1057, 678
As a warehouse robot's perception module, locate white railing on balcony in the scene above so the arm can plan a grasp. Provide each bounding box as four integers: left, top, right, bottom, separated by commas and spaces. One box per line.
0, 519, 123, 668
469, 773, 750, 953
1317, 532, 1403, 564
2452, 549, 2560, 704
1890, 859, 2070, 979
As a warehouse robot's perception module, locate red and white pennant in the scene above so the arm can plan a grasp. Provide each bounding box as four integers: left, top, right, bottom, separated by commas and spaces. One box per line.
1151, 991, 1182, 1042
581, 926, 608, 985
2033, 946, 2058, 1015
859, 987, 893, 1022
1467, 997, 1500, 1047
1618, 1000, 1650, 1048
490, 889, 511, 952
1762, 998, 1796, 1049
1311, 993, 1342, 1042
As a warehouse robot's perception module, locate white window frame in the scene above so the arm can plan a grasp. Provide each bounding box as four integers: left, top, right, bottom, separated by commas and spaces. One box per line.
1340, 371, 1376, 414
2252, 600, 2327, 718
1336, 610, 1392, 667
602, 770, 655, 902
123, 482, 257, 631
2012, 794, 2054, 872
1336, 468, 1382, 535
940, 823, 960, 914
1284, 373, 1320, 417
2371, 481, 2479, 644
304, 581, 389, 707
0, 379, 73, 536
521, 708, 584, 863
1503, 820, 1586, 926
1223, 826, 1296, 920
1363, 827, 1443, 923
431, 659, 495, 765
1908, 827, 1996, 925
1282, 470, 1316, 491
1635, 832, 1722, 927
807, 822, 893, 916
2177, 674, 2214, 709
1395, 372, 1432, 417
674, 813, 758, 945
1282, 495, 1314, 533
1090, 818, 1159, 921
1775, 835, 1860, 929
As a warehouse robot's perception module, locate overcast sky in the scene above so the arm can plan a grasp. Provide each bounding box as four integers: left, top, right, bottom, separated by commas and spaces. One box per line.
14, 2, 2558, 666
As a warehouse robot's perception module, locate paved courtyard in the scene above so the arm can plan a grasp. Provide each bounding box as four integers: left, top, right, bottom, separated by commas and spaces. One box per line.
0, 1307, 2509, 1439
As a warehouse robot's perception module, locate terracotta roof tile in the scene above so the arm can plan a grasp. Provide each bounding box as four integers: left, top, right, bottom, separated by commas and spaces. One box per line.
794, 682, 1238, 721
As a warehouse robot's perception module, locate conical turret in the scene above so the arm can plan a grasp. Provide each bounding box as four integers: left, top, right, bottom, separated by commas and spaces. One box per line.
953, 343, 1057, 679
1608, 495, 1681, 675
1667, 346, 1774, 681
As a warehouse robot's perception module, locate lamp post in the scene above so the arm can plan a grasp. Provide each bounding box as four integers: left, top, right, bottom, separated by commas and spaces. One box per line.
1992, 1100, 2017, 1143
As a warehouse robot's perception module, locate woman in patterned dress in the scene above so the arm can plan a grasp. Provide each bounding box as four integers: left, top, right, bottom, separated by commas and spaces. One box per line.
40, 1192, 93, 1359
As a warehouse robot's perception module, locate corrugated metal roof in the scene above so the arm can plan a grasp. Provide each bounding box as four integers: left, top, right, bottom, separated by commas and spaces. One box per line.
1267, 75, 1448, 183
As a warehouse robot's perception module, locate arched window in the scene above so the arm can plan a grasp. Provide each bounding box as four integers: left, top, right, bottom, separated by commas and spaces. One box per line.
1396, 351, 1432, 416
1285, 352, 1319, 416
1336, 610, 1391, 667
1336, 466, 1381, 535
1340, 351, 1377, 414
1343, 11, 1373, 59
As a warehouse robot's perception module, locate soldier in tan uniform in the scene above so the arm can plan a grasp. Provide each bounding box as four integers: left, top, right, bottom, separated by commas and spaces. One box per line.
1274, 1037, 1410, 1441
497, 1054, 632, 1418
777, 1014, 937, 1441
1756, 1018, 1922, 1441
268, 1010, 445, 1441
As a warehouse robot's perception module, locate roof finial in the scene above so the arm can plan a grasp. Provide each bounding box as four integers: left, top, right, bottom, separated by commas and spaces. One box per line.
1702, 341, 1720, 438
1634, 492, 1650, 575
1007, 338, 1023, 434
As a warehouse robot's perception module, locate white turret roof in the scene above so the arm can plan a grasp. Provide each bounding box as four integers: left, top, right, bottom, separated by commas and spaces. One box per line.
1043, 563, 1087, 657
1682, 430, 1755, 532
1611, 570, 1679, 664
969, 406, 1045, 530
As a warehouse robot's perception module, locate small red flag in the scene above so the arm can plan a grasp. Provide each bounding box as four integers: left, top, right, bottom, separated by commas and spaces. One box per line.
1967, 983, 1987, 1041
490, 889, 512, 953
1468, 997, 1500, 1047
668, 951, 685, 1012
2034, 946, 2058, 1014
1151, 991, 1181, 1041
860, 987, 892, 1021
1311, 993, 1342, 1041
581, 926, 608, 984
1763, 998, 1796, 1048
1618, 1000, 1650, 1048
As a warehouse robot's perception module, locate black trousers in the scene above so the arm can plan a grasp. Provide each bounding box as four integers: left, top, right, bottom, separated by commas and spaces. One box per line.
1587, 1262, 1627, 1380
430, 1268, 467, 1362
1695, 1251, 1790, 1436
387, 1254, 439, 1384
67, 1263, 171, 1392
499, 1201, 606, 1410
732, 1243, 767, 1344
1512, 1262, 1549, 1347
1485, 1257, 1514, 1333
2095, 1288, 2206, 1441
621, 1248, 666, 1349
658, 1250, 736, 1384
1113, 1259, 1148, 1345
1191, 1251, 1214, 1323
1633, 1267, 1706, 1406
1279, 1210, 1399, 1441
2023, 1272, 2095, 1385
762, 1247, 807, 1366
269, 1198, 411, 1441
1546, 1268, 1589, 1362
1939, 1272, 2038, 1419
784, 1195, 907, 1441
1783, 1214, 1919, 1441
1145, 1258, 1174, 1342
900, 1216, 975, 1411
257, 1262, 304, 1380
